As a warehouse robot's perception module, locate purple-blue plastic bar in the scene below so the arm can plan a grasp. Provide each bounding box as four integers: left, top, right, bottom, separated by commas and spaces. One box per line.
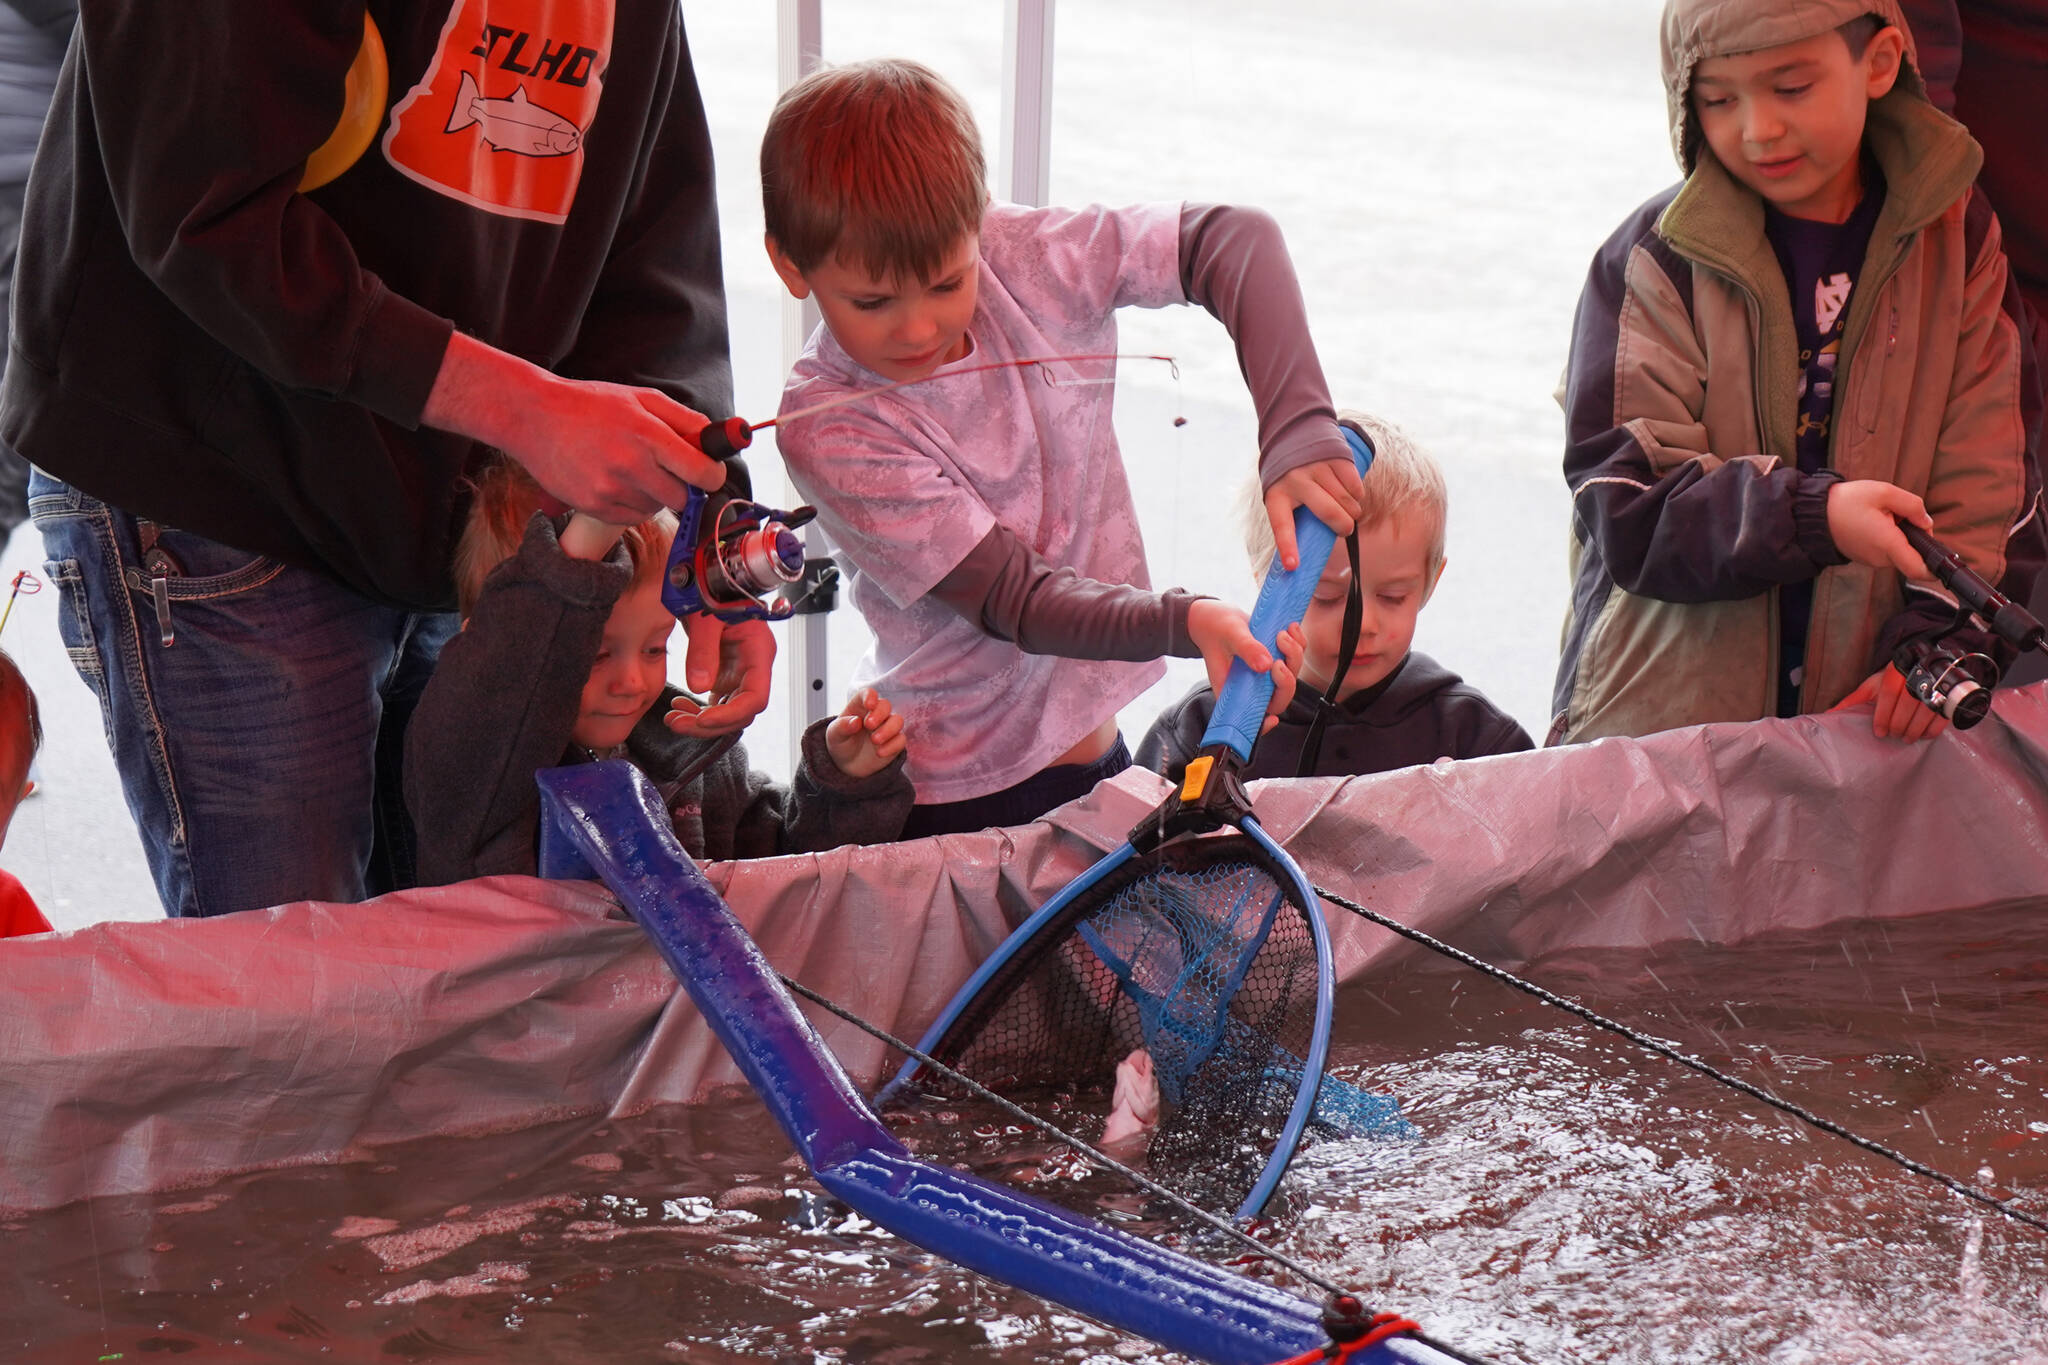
533, 761, 1467, 1365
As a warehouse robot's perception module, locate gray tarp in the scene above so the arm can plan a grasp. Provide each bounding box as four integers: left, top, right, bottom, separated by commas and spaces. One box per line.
4, 684, 2045, 1214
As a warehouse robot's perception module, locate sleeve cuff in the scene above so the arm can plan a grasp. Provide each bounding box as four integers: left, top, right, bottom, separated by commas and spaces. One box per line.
345, 282, 458, 428
798, 715, 910, 794
504, 512, 633, 609
1259, 420, 1355, 489
1162, 589, 1205, 657
1791, 471, 1850, 568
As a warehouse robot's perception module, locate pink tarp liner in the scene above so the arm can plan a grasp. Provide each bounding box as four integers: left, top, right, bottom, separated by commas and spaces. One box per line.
4, 684, 2045, 1214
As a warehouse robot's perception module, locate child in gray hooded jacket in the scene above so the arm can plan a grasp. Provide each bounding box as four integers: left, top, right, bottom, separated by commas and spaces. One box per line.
405, 463, 913, 884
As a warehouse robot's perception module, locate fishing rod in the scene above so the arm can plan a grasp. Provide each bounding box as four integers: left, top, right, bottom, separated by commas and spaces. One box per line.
1896, 518, 2046, 654
0, 570, 40, 639
1889, 518, 2046, 727
692, 352, 1179, 458
649, 351, 1182, 623
1309, 881, 2048, 1240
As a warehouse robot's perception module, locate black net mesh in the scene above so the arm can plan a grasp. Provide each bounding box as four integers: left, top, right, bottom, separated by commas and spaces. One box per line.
889, 835, 1321, 1219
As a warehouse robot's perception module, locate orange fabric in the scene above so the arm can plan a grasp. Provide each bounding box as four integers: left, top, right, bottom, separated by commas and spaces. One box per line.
0, 869, 52, 937
382, 0, 615, 224
1266, 1312, 1422, 1365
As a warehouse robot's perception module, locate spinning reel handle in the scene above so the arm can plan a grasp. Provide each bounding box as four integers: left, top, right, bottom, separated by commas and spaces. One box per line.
1896, 518, 2046, 654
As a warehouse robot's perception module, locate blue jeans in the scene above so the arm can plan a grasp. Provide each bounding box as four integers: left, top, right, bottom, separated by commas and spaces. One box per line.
29, 471, 458, 918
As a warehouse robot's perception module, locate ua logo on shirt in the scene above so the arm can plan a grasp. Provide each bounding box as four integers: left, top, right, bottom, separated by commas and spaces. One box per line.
383, 0, 614, 224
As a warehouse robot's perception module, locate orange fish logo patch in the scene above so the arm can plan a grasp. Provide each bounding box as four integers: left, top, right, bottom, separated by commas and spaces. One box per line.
383, 0, 614, 224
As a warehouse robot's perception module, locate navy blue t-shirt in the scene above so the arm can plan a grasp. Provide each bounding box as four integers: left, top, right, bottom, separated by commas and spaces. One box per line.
1765, 165, 1886, 715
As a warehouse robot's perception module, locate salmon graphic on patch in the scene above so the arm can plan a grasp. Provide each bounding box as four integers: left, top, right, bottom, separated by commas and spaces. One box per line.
384, 0, 613, 224
445, 71, 582, 156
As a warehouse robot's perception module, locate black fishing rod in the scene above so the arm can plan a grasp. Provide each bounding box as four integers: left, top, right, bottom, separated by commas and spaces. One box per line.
1897, 519, 2046, 652
1890, 518, 2046, 728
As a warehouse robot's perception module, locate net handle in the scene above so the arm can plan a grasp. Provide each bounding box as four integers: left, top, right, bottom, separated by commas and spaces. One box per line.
1202, 426, 1375, 762
1232, 815, 1337, 1221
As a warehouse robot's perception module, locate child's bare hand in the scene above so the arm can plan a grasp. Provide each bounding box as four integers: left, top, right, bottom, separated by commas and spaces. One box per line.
1826, 481, 1932, 580
1830, 664, 1950, 743
558, 512, 627, 561
1264, 457, 1365, 572
1266, 623, 1305, 733
1189, 601, 1303, 736
666, 616, 776, 738
825, 686, 906, 778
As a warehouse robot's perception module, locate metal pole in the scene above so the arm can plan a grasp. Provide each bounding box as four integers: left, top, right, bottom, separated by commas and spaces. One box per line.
999, 0, 1056, 207
777, 0, 833, 760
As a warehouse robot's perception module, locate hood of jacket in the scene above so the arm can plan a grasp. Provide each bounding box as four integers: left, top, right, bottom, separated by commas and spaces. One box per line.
1280, 652, 1462, 729
1660, 0, 1928, 174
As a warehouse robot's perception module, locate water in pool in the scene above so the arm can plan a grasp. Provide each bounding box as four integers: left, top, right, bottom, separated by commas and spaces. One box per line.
7, 897, 2047, 1363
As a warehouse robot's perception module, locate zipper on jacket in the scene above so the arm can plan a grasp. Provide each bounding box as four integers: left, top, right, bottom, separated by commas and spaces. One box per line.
1832, 232, 1916, 428
1705, 275, 1788, 715
1736, 282, 1773, 459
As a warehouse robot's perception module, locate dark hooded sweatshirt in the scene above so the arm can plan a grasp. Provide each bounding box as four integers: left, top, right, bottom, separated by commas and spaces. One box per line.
1134, 651, 1533, 785
0, 0, 730, 611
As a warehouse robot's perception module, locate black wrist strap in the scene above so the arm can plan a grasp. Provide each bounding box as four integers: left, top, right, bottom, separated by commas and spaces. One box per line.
1295, 527, 1363, 778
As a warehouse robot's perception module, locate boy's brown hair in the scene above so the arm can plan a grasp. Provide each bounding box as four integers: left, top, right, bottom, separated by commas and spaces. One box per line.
761, 58, 989, 283
455, 460, 676, 617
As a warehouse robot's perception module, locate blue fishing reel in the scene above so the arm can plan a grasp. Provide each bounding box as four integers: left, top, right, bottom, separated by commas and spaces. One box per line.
660, 471, 818, 625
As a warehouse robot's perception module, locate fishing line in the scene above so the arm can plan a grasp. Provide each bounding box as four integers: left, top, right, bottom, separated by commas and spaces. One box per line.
1310, 883, 2048, 1238
776, 971, 1344, 1295
0, 569, 42, 638
698, 353, 1180, 456
781, 972, 1494, 1365
773, 353, 1178, 427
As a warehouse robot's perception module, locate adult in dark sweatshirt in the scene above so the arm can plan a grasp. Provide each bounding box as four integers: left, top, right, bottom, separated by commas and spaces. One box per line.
1137, 651, 1533, 785
3, 2, 756, 917
407, 516, 911, 883
0, 0, 69, 555
1897, 0, 2048, 686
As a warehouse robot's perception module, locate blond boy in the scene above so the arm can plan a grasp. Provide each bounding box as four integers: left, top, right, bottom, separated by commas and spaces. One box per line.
1139, 414, 1531, 781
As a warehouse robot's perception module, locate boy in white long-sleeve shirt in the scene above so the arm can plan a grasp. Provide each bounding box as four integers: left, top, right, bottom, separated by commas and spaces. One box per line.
764, 59, 1344, 837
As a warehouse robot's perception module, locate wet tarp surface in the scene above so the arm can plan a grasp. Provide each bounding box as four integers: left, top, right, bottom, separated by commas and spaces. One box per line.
5, 684, 2045, 1214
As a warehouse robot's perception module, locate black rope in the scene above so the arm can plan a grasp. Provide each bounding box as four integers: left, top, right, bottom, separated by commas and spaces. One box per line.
1296, 529, 1363, 779
774, 971, 1348, 1296
1310, 883, 2048, 1238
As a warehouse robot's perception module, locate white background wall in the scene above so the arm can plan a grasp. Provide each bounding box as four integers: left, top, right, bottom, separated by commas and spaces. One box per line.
6, 0, 1677, 926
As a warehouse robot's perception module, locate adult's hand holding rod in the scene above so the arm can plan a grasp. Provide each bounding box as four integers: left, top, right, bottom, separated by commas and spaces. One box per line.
424, 332, 727, 524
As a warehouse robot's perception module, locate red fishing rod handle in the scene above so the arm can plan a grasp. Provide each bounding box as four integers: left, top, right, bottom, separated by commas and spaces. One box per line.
698, 416, 754, 460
